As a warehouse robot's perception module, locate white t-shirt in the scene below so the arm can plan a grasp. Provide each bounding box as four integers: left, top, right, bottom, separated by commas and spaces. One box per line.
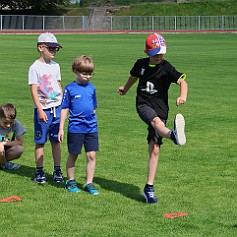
28, 60, 62, 109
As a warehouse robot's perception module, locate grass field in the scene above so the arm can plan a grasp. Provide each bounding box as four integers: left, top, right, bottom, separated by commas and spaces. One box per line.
0, 33, 236, 237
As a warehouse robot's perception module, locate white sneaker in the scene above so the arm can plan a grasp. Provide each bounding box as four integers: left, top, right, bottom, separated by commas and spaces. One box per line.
171, 113, 186, 146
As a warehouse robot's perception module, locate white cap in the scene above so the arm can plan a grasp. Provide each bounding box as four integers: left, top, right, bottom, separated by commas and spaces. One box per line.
37, 32, 62, 48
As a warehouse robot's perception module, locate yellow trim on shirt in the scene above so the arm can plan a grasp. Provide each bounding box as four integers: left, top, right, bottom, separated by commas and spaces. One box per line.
177, 74, 186, 83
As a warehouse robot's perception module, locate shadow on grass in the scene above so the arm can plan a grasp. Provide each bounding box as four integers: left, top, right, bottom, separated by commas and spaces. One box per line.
93, 177, 144, 203
2, 164, 65, 189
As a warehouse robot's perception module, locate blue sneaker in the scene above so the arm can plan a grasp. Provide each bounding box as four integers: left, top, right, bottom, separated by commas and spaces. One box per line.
143, 186, 158, 204
34, 171, 47, 184
84, 183, 99, 195
171, 113, 186, 146
53, 169, 64, 182
65, 180, 80, 193
1, 162, 21, 170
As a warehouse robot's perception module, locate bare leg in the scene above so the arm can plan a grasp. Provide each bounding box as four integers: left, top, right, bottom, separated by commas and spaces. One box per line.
86, 151, 96, 184
35, 144, 44, 167
146, 140, 160, 185
51, 141, 61, 166
151, 117, 171, 139
66, 153, 78, 180
5, 145, 24, 161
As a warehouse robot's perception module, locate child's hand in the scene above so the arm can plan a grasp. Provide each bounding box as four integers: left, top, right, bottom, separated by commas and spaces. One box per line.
38, 110, 48, 123
58, 130, 64, 143
117, 86, 126, 95
176, 96, 186, 106
0, 142, 6, 152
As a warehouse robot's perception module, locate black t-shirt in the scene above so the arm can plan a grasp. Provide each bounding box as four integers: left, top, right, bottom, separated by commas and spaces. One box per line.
130, 58, 183, 120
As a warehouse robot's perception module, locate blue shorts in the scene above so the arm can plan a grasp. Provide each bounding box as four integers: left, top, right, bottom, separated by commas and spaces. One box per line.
34, 106, 61, 145
67, 132, 99, 155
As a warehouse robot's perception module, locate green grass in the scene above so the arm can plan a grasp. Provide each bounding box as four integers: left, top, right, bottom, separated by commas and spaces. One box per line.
114, 0, 237, 16
0, 33, 237, 236
65, 0, 237, 16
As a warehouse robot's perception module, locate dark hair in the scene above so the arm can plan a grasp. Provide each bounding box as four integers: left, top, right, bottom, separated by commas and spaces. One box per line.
0, 103, 17, 119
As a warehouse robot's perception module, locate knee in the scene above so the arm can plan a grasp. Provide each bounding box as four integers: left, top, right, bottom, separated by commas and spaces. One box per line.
151, 117, 162, 127
15, 145, 24, 158
87, 153, 96, 162
18, 146, 24, 156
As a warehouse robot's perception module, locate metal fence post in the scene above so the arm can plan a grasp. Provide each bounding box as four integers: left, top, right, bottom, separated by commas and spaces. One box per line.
22, 15, 24, 30
198, 15, 200, 31
175, 16, 176, 31
152, 16, 154, 31
63, 16, 65, 30
111, 16, 112, 31
43, 16, 45, 31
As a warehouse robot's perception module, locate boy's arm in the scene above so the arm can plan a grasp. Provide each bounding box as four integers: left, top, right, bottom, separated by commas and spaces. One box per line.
57, 81, 63, 98
176, 79, 188, 106
117, 76, 138, 95
30, 84, 48, 122
58, 108, 69, 143
4, 136, 23, 147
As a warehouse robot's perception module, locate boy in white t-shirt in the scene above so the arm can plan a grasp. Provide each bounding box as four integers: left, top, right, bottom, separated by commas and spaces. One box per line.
28, 32, 64, 184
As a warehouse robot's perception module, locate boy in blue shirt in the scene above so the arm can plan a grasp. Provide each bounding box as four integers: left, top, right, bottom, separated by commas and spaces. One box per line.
58, 55, 99, 195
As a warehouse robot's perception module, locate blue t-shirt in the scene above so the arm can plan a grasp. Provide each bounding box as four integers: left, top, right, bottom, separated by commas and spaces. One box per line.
61, 81, 98, 134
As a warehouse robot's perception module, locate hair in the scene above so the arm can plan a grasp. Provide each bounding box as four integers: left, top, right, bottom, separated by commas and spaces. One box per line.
72, 55, 94, 73
0, 103, 17, 119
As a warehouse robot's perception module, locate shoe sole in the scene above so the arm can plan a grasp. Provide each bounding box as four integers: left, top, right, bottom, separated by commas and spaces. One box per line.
65, 188, 80, 193
53, 179, 64, 183
87, 192, 100, 195
34, 180, 47, 184
175, 113, 186, 146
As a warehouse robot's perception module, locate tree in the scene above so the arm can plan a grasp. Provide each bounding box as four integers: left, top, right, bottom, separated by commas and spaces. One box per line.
0, 0, 67, 14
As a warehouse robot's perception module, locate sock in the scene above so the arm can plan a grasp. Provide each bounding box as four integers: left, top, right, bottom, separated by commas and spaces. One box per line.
36, 167, 44, 173
54, 166, 61, 171
145, 184, 153, 189
170, 130, 174, 139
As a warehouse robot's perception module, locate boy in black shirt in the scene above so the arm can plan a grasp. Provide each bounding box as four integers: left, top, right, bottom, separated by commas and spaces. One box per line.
117, 33, 188, 204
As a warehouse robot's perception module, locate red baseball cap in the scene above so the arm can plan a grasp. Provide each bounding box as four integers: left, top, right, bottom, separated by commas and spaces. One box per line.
145, 33, 166, 57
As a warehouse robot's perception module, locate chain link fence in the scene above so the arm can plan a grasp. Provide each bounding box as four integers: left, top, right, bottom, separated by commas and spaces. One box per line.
1, 15, 237, 31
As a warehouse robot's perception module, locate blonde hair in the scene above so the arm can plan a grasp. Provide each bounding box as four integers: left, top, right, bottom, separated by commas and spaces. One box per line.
72, 55, 94, 73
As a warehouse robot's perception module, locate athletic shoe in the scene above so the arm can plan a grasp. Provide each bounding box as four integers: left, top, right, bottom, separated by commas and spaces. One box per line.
171, 113, 186, 146
53, 169, 64, 182
65, 180, 80, 193
34, 171, 47, 184
84, 183, 99, 195
143, 186, 158, 204
1, 162, 21, 170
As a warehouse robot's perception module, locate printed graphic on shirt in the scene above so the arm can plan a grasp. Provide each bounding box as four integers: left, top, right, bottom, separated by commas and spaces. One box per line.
141, 68, 145, 75
39, 74, 60, 101
141, 81, 158, 94
0, 132, 14, 142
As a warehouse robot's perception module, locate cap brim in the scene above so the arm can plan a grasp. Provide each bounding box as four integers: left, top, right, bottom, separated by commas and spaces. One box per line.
146, 47, 166, 57
44, 42, 63, 48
